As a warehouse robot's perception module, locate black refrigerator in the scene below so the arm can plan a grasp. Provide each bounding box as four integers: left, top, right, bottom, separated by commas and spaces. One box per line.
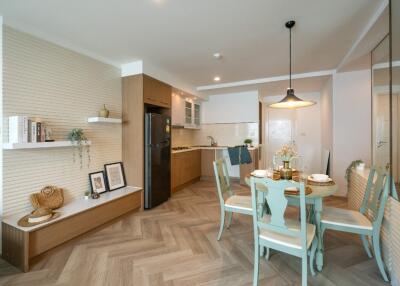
144, 113, 171, 209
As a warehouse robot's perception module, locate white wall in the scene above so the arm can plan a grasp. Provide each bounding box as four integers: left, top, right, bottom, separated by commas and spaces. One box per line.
201, 91, 259, 124
198, 90, 259, 177
320, 77, 333, 174
263, 92, 322, 174
3, 27, 122, 216
295, 93, 322, 174
332, 70, 371, 196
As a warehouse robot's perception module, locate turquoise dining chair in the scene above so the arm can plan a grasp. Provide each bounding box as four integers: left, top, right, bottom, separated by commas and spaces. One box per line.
213, 158, 252, 240
249, 177, 317, 286
321, 166, 390, 282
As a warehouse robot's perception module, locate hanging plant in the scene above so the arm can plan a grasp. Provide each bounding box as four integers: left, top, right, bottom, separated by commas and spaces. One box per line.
68, 128, 91, 168
345, 159, 363, 181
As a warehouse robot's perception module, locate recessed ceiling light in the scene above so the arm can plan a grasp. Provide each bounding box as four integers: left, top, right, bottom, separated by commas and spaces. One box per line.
214, 76, 221, 82
213, 53, 222, 59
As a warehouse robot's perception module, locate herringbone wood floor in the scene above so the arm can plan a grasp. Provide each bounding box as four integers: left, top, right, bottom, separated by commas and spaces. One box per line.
0, 180, 388, 286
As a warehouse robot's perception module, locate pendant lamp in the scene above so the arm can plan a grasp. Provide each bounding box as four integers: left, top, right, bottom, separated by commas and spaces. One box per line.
269, 21, 315, 109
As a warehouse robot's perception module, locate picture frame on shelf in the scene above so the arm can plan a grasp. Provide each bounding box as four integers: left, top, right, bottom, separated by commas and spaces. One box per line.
104, 162, 126, 191
88, 171, 108, 195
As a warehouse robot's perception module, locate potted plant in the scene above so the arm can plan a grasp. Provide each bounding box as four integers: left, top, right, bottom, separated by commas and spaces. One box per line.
68, 128, 91, 168
345, 159, 364, 182
244, 138, 253, 147
275, 144, 297, 180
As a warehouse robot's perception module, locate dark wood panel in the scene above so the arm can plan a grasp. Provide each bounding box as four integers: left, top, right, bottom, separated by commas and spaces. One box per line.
143, 74, 171, 108
171, 150, 201, 193
122, 75, 144, 189
2, 222, 29, 272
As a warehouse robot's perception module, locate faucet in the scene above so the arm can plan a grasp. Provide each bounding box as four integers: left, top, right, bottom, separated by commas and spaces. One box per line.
207, 136, 218, 147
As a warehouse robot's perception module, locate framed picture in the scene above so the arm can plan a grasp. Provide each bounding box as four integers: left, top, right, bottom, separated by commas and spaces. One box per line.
89, 171, 107, 194
104, 162, 126, 191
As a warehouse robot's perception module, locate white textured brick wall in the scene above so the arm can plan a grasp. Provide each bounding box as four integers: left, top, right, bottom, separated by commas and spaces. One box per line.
3, 26, 122, 216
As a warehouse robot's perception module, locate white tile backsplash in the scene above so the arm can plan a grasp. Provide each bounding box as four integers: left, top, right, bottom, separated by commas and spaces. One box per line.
193, 122, 259, 146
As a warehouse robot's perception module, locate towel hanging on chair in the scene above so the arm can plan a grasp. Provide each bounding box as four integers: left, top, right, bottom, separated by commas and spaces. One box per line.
227, 145, 252, 166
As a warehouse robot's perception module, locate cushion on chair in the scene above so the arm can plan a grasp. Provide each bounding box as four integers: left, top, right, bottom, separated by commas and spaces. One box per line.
224, 195, 252, 212
259, 216, 316, 250
321, 206, 373, 230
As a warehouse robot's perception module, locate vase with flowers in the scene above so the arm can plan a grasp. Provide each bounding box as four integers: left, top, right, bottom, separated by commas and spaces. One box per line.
275, 144, 297, 180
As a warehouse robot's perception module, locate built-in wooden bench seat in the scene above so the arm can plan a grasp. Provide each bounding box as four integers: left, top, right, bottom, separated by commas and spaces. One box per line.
2, 186, 142, 272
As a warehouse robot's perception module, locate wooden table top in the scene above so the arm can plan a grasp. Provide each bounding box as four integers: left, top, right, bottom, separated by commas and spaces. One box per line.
244, 174, 338, 198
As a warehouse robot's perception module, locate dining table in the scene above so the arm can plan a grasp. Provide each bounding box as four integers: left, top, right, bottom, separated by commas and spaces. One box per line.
245, 173, 338, 272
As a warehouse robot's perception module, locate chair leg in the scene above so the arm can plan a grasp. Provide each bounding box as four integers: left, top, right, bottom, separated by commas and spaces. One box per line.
310, 237, 318, 276
227, 212, 233, 229
217, 210, 225, 241
265, 247, 270, 261
253, 241, 260, 286
302, 254, 308, 286
360, 234, 373, 258
372, 232, 390, 282
260, 246, 265, 257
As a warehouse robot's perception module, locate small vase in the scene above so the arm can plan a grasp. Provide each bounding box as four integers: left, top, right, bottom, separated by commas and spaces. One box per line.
280, 161, 292, 180
99, 104, 109, 118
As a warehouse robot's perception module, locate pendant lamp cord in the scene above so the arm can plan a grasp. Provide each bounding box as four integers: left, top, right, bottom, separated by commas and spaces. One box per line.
289, 26, 292, 89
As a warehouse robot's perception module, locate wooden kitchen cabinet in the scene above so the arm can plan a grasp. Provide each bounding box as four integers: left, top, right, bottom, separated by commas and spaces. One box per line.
171, 93, 185, 126
143, 74, 171, 108
240, 148, 259, 185
171, 150, 201, 192
201, 149, 216, 178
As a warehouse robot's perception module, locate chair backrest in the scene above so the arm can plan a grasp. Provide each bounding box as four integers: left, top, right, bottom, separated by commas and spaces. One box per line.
360, 166, 389, 227
213, 158, 233, 206
249, 177, 307, 250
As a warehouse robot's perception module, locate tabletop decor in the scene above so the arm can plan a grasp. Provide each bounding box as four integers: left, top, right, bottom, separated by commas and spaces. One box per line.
104, 162, 126, 191
89, 171, 107, 195
275, 144, 297, 180
345, 159, 363, 181
30, 185, 64, 210
307, 179, 335, 186
244, 138, 253, 147
99, 104, 110, 118
17, 207, 61, 227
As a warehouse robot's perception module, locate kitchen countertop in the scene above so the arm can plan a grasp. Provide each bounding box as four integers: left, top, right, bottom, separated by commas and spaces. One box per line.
172, 146, 258, 154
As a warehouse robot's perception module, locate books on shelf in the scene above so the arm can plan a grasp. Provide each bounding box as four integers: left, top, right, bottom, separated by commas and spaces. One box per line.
8, 116, 50, 144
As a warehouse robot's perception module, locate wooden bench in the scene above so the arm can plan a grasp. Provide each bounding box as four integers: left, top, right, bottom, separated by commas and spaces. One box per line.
2, 186, 142, 272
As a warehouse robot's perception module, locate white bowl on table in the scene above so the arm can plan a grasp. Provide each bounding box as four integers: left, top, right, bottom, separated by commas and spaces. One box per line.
251, 170, 267, 178
309, 174, 331, 182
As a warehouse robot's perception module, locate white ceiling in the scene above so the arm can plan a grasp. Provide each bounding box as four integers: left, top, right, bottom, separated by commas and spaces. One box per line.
0, 0, 385, 91
339, 6, 389, 72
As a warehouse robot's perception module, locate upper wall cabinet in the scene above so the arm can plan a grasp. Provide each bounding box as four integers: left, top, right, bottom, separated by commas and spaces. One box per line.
171, 93, 201, 129
172, 93, 185, 126
185, 100, 201, 129
143, 75, 172, 108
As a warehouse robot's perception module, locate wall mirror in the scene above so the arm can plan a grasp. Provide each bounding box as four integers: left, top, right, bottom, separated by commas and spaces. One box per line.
372, 36, 390, 173
391, 0, 399, 196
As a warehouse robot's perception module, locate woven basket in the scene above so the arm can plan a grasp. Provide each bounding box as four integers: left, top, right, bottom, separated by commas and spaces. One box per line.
30, 186, 64, 210
306, 179, 335, 186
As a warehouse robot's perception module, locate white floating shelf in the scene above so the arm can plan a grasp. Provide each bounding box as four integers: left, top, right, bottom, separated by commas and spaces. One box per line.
3, 141, 92, 150
87, 117, 122, 123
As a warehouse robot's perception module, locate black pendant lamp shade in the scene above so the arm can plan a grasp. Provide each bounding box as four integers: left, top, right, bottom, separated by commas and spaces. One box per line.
269, 21, 315, 109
